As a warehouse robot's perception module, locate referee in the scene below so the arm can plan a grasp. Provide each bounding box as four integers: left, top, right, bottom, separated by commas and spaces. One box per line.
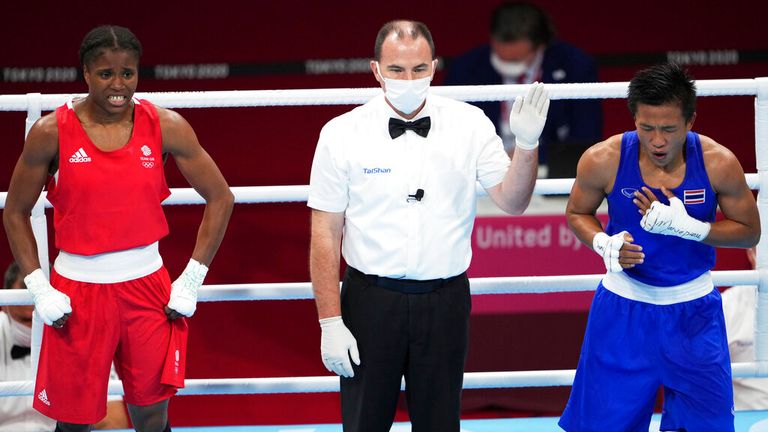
308, 19, 549, 432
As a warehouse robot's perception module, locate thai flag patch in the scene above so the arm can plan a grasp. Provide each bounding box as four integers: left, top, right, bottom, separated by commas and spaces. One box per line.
683, 189, 706, 204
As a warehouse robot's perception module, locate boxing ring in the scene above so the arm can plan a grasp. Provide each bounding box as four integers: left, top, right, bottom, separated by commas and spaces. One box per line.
1, 79, 768, 431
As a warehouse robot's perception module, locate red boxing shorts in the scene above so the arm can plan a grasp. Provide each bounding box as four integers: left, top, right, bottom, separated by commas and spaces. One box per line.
33, 266, 188, 424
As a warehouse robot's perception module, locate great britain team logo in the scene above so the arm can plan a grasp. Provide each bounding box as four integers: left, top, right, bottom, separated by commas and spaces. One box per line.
140, 144, 155, 168
683, 189, 706, 204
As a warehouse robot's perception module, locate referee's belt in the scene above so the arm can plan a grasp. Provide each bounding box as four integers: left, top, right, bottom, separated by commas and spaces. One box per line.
348, 266, 466, 294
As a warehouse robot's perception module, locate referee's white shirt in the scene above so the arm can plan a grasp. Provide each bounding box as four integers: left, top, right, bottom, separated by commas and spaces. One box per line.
308, 93, 510, 280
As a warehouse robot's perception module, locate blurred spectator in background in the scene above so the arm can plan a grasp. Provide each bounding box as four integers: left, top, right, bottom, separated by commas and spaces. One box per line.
0, 261, 129, 431
722, 247, 768, 411
444, 1, 602, 177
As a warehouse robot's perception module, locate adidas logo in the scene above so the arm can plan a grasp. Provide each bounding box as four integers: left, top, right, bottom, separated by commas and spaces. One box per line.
69, 148, 92, 163
37, 389, 51, 406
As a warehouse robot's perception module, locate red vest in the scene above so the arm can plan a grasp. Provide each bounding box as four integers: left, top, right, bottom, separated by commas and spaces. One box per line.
47, 99, 171, 255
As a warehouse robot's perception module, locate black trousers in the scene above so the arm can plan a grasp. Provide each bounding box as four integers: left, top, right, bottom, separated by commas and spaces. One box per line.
340, 267, 471, 432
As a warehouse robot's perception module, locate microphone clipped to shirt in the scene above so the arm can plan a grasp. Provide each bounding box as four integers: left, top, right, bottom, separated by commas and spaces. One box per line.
407, 189, 425, 202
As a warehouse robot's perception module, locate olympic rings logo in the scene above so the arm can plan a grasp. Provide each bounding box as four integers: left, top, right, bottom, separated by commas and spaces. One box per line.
142, 162, 155, 168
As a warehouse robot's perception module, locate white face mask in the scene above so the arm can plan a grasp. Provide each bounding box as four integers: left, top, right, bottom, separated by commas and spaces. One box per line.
376, 62, 433, 115
490, 53, 528, 78
10, 317, 31, 348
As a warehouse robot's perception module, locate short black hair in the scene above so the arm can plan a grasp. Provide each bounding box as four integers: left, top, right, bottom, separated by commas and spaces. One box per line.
374, 20, 436, 61
627, 63, 697, 123
3, 261, 21, 290
79, 25, 142, 67
490, 2, 555, 46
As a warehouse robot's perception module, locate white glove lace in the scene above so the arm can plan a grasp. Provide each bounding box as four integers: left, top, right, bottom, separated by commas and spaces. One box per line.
167, 259, 208, 317
508, 82, 551, 150
593, 231, 628, 273
640, 197, 710, 241
24, 268, 72, 326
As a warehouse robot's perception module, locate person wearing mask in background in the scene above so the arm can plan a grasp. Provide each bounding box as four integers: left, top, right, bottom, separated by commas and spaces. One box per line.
445, 1, 601, 176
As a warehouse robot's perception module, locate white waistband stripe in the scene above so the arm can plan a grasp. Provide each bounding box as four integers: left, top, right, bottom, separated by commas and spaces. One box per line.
602, 271, 714, 305
54, 242, 163, 283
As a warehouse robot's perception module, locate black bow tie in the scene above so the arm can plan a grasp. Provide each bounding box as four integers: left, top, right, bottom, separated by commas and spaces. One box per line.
11, 345, 30, 359
389, 117, 431, 139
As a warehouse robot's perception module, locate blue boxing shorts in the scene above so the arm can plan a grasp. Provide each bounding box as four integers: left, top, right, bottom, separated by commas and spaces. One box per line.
558, 282, 734, 432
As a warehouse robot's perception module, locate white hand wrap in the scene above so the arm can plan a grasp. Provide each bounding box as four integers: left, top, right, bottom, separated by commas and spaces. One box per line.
319, 316, 360, 378
640, 197, 711, 241
593, 231, 628, 273
508, 82, 551, 150
168, 259, 208, 317
24, 269, 72, 326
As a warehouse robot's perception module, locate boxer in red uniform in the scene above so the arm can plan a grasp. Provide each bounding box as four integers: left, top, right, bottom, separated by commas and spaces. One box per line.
3, 25, 234, 432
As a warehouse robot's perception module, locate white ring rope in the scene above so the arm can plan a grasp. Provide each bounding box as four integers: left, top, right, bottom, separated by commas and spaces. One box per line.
0, 79, 765, 401
0, 174, 759, 208
1, 362, 766, 397
0, 79, 760, 111
0, 270, 757, 306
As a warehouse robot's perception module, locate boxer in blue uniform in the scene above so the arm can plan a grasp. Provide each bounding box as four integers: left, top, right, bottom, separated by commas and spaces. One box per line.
559, 63, 760, 432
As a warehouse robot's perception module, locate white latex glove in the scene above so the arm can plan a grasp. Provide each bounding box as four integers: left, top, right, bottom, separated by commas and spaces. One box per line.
319, 316, 360, 378
640, 197, 710, 241
24, 269, 72, 326
508, 82, 551, 150
167, 259, 208, 317
593, 231, 630, 272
